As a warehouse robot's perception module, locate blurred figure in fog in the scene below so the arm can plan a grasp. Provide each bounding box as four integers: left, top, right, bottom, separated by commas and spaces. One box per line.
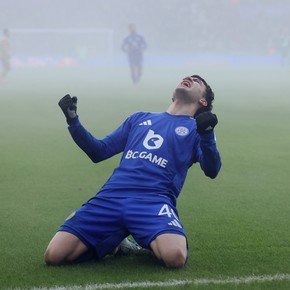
280, 32, 289, 66
0, 29, 11, 80
122, 24, 146, 84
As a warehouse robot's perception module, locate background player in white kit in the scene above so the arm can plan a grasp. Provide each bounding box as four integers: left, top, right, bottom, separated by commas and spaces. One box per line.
44, 74, 221, 268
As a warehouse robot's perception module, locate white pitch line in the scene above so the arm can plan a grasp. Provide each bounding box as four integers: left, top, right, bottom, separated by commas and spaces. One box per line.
30, 273, 290, 290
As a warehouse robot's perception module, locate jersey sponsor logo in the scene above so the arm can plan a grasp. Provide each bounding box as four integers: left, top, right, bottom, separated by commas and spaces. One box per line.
143, 129, 164, 150
125, 150, 168, 168
175, 126, 189, 136
139, 120, 152, 126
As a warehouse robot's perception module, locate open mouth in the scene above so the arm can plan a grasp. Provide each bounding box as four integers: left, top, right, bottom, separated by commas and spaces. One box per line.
181, 80, 191, 88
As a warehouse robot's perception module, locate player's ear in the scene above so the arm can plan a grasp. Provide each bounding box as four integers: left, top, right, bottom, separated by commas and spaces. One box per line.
199, 98, 208, 107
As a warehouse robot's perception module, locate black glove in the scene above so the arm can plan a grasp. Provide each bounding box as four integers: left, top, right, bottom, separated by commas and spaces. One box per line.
195, 111, 218, 134
58, 94, 78, 125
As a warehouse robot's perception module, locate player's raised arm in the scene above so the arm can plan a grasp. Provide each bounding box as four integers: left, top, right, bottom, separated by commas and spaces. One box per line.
58, 95, 131, 163
194, 111, 221, 179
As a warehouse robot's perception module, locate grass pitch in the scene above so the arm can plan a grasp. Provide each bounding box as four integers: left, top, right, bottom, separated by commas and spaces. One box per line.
0, 64, 289, 289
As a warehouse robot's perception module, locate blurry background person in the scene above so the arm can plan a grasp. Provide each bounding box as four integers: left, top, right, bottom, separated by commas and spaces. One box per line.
280, 31, 289, 66
122, 23, 146, 84
0, 29, 11, 80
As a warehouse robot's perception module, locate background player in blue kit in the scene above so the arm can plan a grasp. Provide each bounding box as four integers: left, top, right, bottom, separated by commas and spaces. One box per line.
44, 75, 222, 268
122, 23, 146, 84
0, 29, 11, 81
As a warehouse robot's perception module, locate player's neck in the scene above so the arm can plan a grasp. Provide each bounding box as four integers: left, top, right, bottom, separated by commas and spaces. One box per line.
166, 100, 197, 116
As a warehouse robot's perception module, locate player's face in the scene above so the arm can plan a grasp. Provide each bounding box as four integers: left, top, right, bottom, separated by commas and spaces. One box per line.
175, 76, 207, 103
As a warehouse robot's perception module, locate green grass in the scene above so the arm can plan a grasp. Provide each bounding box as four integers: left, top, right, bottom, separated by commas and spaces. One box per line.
0, 65, 290, 289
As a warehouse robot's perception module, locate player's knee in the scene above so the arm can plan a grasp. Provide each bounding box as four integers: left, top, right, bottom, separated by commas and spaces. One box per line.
161, 247, 187, 268
44, 247, 66, 266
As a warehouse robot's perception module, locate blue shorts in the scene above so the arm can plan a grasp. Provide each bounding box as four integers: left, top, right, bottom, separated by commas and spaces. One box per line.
128, 53, 143, 66
59, 196, 186, 259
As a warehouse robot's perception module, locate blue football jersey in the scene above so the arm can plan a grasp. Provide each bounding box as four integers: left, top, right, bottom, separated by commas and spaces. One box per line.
122, 34, 146, 55
68, 112, 221, 205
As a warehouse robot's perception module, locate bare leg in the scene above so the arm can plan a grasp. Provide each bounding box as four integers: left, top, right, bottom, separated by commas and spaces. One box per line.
136, 64, 142, 83
130, 64, 138, 84
44, 231, 89, 266
150, 233, 187, 268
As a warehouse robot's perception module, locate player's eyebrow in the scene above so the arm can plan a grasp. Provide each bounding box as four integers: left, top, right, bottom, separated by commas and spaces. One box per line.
191, 75, 206, 86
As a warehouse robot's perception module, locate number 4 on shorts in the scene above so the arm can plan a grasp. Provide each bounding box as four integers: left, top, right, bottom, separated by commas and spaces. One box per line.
158, 204, 178, 220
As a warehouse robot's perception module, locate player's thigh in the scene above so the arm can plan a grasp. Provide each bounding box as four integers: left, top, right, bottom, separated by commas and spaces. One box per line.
45, 231, 88, 265
126, 199, 186, 248
59, 197, 127, 259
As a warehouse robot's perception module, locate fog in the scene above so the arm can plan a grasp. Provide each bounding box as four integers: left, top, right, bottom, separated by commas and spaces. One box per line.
1, 0, 289, 69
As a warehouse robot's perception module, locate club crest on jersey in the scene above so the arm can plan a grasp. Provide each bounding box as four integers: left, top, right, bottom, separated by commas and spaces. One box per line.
175, 126, 189, 136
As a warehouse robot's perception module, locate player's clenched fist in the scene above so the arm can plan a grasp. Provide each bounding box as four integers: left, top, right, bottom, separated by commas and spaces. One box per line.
195, 111, 218, 134
58, 94, 78, 125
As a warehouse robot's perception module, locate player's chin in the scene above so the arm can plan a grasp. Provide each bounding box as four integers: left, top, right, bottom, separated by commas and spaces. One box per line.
175, 86, 188, 94
174, 88, 193, 102
175, 87, 191, 96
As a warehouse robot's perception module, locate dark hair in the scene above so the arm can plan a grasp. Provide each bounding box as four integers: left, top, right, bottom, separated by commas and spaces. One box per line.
191, 75, 214, 117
